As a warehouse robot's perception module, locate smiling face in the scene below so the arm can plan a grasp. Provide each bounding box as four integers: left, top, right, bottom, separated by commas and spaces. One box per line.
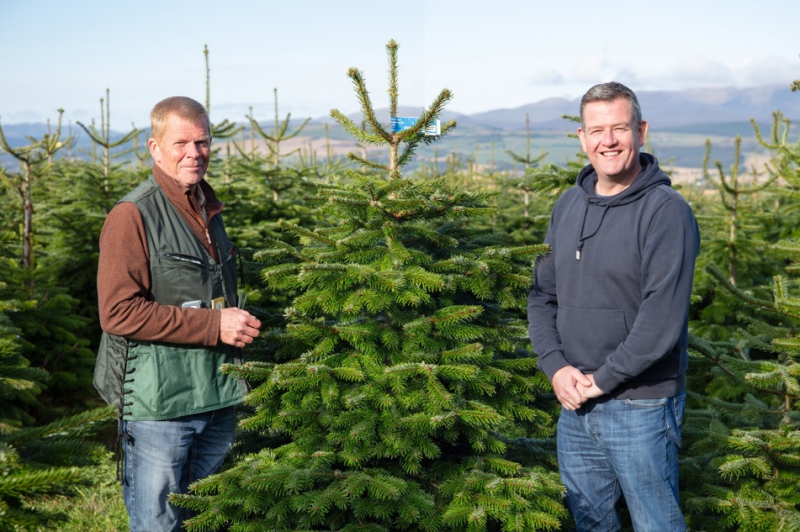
148, 114, 211, 190
577, 97, 648, 192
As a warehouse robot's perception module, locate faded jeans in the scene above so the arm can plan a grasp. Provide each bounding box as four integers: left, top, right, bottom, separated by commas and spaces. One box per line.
121, 406, 236, 532
557, 393, 686, 531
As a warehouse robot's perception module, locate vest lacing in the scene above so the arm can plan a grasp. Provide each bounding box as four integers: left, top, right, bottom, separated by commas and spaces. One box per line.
114, 340, 137, 482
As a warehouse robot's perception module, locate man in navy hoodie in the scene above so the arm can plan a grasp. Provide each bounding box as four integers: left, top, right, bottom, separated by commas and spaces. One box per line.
528, 82, 699, 531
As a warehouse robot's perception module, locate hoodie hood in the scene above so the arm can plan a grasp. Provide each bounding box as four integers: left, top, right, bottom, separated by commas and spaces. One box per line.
577, 152, 670, 206
574, 153, 670, 260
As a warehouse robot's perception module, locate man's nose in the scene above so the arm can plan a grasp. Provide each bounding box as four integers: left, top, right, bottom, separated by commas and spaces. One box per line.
185, 142, 201, 157
602, 129, 617, 145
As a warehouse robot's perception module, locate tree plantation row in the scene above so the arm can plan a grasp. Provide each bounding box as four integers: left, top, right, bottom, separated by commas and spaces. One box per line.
1, 42, 799, 531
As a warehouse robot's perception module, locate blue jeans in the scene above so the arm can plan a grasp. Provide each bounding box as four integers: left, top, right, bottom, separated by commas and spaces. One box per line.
557, 393, 686, 532
121, 406, 237, 532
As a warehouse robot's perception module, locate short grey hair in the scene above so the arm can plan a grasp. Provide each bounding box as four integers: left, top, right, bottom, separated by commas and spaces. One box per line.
150, 97, 211, 142
580, 82, 642, 129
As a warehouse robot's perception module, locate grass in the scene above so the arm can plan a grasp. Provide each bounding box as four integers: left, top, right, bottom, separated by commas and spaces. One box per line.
25, 453, 129, 532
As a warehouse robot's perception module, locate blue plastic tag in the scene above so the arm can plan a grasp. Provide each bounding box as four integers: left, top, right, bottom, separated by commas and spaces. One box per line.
390, 117, 441, 136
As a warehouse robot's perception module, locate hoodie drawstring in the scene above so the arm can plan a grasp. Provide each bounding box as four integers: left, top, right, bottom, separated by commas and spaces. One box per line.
576, 203, 610, 261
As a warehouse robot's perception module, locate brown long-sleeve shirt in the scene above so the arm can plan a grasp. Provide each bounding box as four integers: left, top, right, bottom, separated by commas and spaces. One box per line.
97, 165, 226, 345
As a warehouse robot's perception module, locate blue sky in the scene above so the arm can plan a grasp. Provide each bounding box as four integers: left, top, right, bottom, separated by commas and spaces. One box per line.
1, 0, 798, 127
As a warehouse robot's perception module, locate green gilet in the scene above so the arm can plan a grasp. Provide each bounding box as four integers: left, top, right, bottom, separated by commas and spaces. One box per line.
94, 175, 245, 421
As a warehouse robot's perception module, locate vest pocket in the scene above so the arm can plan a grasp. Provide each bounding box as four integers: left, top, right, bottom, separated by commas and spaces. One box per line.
153, 252, 212, 307
161, 252, 206, 268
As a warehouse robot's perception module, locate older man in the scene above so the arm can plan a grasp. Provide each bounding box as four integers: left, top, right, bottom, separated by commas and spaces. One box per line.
528, 82, 699, 531
94, 96, 261, 531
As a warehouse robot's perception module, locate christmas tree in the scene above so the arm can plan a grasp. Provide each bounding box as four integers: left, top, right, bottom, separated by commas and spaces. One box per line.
682, 111, 800, 531
173, 40, 565, 532
0, 259, 113, 530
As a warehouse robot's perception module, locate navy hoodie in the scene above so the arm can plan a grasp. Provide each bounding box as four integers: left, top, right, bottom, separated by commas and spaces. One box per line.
527, 153, 700, 399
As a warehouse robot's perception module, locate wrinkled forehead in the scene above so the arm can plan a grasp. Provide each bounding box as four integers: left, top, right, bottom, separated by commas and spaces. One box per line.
154, 113, 211, 141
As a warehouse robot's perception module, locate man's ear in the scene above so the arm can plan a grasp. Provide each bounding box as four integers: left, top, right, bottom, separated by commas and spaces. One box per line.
148, 138, 161, 163
638, 120, 649, 148
577, 127, 588, 154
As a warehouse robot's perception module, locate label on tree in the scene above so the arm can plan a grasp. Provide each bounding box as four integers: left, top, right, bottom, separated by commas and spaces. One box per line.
390, 117, 441, 136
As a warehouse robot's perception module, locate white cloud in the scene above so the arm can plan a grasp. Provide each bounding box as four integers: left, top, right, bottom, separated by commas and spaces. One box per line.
739, 56, 799, 86
577, 56, 741, 93
570, 57, 616, 84
567, 57, 643, 87
671, 56, 736, 86
1, 110, 46, 124
528, 67, 564, 85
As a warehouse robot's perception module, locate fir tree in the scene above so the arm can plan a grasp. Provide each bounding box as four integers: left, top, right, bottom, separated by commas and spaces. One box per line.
495, 113, 584, 250
682, 112, 800, 531
683, 273, 800, 531
218, 104, 332, 340
203, 43, 245, 181
0, 109, 68, 275
75, 89, 141, 188
0, 275, 114, 530
504, 113, 548, 221
689, 135, 782, 343
0, 108, 137, 418
173, 40, 564, 532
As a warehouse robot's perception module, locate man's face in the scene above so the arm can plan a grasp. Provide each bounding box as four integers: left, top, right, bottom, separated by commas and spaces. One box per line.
577, 98, 648, 186
148, 114, 211, 190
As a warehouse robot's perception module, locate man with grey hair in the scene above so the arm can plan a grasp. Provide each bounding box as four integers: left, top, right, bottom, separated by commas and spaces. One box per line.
95, 96, 261, 531
528, 82, 699, 530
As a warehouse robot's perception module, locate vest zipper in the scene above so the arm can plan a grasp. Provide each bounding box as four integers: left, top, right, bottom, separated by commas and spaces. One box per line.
186, 189, 214, 253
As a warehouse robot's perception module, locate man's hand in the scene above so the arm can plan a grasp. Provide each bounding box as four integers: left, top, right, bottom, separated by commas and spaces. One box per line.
578, 374, 605, 400
551, 366, 592, 410
219, 308, 261, 348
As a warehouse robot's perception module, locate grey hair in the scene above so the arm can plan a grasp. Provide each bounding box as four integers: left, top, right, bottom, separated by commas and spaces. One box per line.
579, 82, 642, 129
150, 97, 211, 142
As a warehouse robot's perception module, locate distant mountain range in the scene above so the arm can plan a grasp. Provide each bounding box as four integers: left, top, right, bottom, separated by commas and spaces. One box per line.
2, 84, 799, 171
343, 84, 800, 131
4, 84, 799, 141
